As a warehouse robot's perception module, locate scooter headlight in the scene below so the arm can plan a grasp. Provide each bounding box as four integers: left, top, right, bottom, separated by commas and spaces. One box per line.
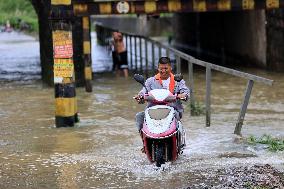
148, 108, 171, 120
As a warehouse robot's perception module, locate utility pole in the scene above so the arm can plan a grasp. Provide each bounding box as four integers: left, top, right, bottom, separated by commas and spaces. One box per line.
50, 0, 79, 127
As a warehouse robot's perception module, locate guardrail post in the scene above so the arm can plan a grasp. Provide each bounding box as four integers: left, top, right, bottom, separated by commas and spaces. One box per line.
176, 56, 181, 73
139, 37, 143, 73
125, 34, 129, 71
145, 39, 148, 77
159, 45, 162, 59
166, 49, 170, 58
125, 34, 128, 51
151, 42, 155, 72
134, 36, 137, 71
129, 36, 133, 71
102, 27, 106, 45
188, 61, 196, 115
206, 64, 211, 127
234, 80, 254, 135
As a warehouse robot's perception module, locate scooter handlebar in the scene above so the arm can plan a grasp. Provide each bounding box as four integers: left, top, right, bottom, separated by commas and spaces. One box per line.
133, 94, 187, 104
133, 95, 145, 104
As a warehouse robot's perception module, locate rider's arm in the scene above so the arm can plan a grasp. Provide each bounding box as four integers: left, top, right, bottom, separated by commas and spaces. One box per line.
177, 79, 190, 100
138, 77, 152, 96
138, 87, 146, 96
135, 78, 152, 103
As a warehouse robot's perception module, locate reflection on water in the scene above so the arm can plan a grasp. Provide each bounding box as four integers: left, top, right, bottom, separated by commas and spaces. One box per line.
0, 32, 284, 188
0, 32, 40, 81
0, 32, 113, 81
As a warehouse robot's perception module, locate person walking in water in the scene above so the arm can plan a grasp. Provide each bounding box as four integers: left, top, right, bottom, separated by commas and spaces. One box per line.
112, 31, 129, 77
4, 20, 12, 33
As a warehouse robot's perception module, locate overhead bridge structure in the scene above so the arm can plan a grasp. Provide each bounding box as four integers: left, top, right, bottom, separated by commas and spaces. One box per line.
44, 0, 283, 128
71, 0, 284, 15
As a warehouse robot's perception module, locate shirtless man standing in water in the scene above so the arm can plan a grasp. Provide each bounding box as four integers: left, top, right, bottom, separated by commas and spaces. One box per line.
112, 31, 129, 77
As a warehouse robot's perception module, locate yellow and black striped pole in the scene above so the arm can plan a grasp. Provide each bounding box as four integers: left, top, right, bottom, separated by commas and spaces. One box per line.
82, 16, 93, 92
51, 0, 78, 127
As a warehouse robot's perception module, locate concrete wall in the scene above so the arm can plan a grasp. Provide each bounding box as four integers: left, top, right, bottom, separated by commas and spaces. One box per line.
266, 9, 284, 71
172, 13, 199, 55
223, 10, 267, 68
173, 11, 267, 68
93, 15, 173, 37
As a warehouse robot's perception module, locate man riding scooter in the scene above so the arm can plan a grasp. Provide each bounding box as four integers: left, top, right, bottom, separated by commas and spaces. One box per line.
134, 56, 190, 138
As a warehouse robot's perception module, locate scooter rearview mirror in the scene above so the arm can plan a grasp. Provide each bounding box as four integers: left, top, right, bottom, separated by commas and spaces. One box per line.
134, 74, 145, 86
174, 73, 183, 82
134, 74, 149, 94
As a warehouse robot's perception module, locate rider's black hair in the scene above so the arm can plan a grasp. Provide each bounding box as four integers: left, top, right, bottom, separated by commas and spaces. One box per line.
158, 57, 171, 65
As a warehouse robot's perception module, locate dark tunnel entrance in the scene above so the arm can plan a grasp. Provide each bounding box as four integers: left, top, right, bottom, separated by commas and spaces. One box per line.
173, 10, 269, 69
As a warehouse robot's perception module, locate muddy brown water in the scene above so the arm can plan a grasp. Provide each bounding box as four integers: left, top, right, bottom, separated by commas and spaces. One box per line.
0, 32, 283, 189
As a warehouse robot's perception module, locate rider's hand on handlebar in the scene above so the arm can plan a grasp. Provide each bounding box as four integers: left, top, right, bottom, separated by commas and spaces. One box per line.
177, 93, 188, 101
133, 95, 145, 104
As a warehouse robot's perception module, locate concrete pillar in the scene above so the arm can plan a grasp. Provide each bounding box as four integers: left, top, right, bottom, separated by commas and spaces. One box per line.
82, 16, 93, 92
72, 16, 85, 87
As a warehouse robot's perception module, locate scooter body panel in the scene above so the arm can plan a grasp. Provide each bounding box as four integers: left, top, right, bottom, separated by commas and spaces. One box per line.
142, 105, 177, 139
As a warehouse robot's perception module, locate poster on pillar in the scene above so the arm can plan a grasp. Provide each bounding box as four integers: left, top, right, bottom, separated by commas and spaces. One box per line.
54, 58, 74, 78
52, 31, 73, 59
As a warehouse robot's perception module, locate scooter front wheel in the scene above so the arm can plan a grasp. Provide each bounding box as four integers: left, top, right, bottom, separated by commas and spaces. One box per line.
155, 144, 164, 167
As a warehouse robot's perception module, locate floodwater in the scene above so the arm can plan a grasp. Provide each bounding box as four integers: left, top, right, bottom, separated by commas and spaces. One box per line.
0, 31, 284, 189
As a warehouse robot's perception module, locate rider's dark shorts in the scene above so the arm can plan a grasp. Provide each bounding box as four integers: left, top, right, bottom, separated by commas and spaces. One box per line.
117, 51, 128, 70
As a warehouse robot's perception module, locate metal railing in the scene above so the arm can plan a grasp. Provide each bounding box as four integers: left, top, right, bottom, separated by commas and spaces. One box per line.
96, 23, 274, 136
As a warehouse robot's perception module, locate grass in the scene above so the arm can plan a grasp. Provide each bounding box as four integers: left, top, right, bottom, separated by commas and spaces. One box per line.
0, 0, 38, 32
188, 101, 206, 116
245, 182, 272, 189
247, 134, 284, 152
160, 30, 173, 38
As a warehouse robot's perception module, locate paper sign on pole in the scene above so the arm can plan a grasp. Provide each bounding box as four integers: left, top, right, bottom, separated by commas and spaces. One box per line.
53, 31, 73, 58
54, 58, 74, 78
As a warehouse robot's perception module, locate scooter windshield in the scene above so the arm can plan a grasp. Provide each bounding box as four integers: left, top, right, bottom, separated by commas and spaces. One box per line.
148, 108, 171, 120
149, 89, 172, 101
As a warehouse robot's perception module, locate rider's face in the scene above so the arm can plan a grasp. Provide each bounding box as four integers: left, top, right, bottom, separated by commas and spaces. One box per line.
158, 63, 172, 80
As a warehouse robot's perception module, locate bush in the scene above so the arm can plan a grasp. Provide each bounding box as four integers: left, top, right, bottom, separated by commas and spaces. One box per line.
0, 0, 38, 32
187, 101, 205, 116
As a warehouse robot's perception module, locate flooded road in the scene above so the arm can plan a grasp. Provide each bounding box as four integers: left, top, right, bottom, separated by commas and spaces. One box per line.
0, 32, 284, 188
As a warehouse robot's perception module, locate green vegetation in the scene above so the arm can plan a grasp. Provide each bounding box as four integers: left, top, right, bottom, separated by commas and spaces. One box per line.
0, 0, 38, 32
160, 30, 173, 38
247, 134, 284, 152
159, 13, 174, 17
245, 182, 271, 189
184, 101, 206, 116
188, 101, 206, 116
